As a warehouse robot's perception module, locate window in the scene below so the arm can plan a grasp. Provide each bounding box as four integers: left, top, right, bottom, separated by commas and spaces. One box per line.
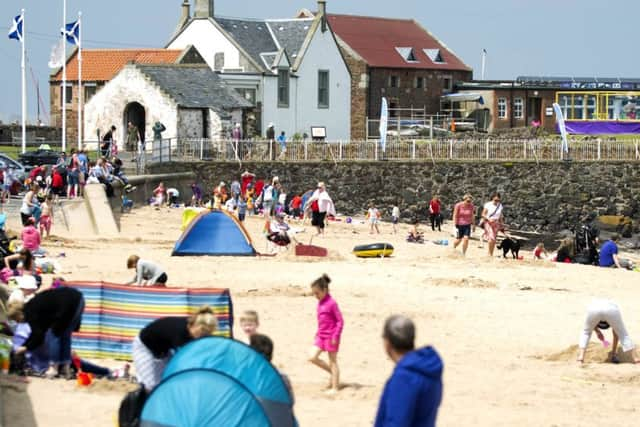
424, 49, 446, 64
235, 88, 256, 106
497, 97, 507, 119
60, 84, 72, 106
277, 68, 289, 108
84, 85, 97, 102
318, 70, 330, 108
443, 77, 452, 92
395, 47, 419, 63
514, 97, 524, 119
214, 52, 225, 71
572, 95, 584, 120
389, 75, 400, 88
586, 95, 597, 119
415, 77, 425, 89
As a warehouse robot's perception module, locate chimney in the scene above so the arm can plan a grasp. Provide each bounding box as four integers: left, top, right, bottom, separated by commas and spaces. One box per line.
173, 0, 191, 38
195, 0, 214, 19
317, 0, 327, 33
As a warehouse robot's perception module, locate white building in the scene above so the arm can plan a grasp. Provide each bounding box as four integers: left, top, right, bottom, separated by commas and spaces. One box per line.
83, 63, 252, 149
167, 0, 351, 140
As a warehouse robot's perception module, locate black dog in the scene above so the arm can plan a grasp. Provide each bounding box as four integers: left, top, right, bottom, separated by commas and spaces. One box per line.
497, 237, 520, 259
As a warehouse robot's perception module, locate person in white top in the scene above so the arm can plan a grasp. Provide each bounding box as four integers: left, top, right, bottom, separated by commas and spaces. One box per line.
305, 182, 336, 236
577, 299, 639, 364
481, 192, 504, 257
391, 205, 400, 234
367, 203, 381, 234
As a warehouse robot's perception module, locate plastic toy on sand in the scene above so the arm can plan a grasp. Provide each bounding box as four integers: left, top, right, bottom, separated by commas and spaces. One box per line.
353, 243, 394, 258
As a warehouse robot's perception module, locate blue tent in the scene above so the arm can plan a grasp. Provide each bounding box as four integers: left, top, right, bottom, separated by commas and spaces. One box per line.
172, 210, 256, 256
141, 337, 297, 427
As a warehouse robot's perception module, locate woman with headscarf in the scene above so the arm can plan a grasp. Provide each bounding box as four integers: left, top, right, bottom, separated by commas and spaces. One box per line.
305, 182, 336, 236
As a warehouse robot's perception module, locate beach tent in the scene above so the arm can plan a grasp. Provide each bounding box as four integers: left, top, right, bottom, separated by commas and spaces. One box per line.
181, 207, 205, 231
141, 337, 296, 427
172, 210, 257, 256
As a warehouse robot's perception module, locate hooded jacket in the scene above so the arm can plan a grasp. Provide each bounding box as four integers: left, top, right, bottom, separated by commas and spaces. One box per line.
374, 346, 443, 427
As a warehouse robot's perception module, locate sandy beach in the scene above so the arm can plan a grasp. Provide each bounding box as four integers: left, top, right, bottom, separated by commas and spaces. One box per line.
3, 206, 640, 427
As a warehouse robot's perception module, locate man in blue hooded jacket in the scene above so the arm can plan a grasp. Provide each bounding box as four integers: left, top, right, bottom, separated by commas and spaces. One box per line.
374, 315, 443, 427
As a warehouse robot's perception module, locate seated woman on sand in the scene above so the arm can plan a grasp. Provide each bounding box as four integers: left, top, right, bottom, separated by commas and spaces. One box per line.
577, 299, 640, 364
555, 238, 575, 263
126, 255, 168, 287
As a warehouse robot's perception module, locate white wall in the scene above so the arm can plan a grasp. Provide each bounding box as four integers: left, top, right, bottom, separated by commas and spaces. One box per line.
84, 66, 177, 150
169, 19, 242, 71
294, 27, 351, 140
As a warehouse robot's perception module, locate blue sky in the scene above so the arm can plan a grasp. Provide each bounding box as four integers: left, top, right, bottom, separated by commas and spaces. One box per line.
0, 0, 638, 123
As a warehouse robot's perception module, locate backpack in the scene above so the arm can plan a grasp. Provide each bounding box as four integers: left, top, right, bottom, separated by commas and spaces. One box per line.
263, 185, 274, 202
118, 385, 148, 427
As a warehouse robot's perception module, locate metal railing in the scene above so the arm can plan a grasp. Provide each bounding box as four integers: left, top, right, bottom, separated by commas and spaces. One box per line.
149, 138, 640, 163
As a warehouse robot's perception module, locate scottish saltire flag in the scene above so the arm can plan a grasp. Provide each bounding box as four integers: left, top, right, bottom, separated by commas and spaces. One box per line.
8, 14, 23, 42
64, 20, 80, 46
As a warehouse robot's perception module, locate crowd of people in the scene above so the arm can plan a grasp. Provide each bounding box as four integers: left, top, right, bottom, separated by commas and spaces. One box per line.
2, 162, 640, 427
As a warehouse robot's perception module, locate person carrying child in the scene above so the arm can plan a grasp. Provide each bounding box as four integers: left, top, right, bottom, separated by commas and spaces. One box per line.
367, 203, 381, 234
308, 274, 343, 394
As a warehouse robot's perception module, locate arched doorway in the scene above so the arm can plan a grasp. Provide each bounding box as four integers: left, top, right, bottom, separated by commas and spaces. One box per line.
123, 102, 146, 148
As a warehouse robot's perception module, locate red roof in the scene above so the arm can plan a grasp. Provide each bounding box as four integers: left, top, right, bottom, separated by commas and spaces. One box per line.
50, 49, 182, 82
328, 14, 471, 71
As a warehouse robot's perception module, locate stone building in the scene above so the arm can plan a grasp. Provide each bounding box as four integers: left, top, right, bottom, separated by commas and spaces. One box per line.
323, 14, 473, 139
167, 0, 351, 140
49, 49, 188, 143
83, 64, 252, 149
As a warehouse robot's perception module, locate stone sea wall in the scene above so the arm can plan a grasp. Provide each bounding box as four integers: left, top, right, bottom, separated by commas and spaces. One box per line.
148, 161, 640, 232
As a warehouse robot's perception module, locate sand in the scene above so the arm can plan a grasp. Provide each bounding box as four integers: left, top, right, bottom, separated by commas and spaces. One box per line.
2, 206, 640, 427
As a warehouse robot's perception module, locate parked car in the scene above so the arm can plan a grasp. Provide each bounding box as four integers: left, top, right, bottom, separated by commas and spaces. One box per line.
18, 144, 61, 169
0, 153, 26, 182
0, 153, 27, 194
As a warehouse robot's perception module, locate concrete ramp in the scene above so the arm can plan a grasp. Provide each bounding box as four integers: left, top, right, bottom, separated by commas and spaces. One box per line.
84, 184, 119, 236
58, 184, 119, 237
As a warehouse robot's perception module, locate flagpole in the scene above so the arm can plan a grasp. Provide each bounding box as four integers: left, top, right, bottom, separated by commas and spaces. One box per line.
20, 9, 26, 154
77, 11, 82, 151
61, 0, 67, 152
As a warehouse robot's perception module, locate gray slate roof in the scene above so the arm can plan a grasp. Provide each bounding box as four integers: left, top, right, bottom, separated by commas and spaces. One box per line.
137, 65, 252, 110
215, 17, 314, 71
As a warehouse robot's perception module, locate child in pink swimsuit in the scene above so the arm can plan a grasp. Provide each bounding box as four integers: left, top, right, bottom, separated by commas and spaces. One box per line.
308, 274, 344, 393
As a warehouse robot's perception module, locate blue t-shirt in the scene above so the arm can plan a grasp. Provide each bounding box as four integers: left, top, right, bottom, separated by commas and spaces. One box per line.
599, 240, 618, 267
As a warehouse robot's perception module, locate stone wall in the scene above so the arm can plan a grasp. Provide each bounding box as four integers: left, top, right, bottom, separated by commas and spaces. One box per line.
148, 160, 640, 232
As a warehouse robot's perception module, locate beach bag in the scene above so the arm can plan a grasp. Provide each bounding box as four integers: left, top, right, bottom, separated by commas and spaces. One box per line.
118, 385, 148, 427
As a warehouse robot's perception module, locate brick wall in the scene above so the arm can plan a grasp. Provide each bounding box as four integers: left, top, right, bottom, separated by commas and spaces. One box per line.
368, 69, 472, 119
338, 47, 368, 140
50, 81, 105, 142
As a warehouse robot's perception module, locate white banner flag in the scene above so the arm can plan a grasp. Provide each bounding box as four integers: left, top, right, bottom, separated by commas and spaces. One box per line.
48, 38, 65, 68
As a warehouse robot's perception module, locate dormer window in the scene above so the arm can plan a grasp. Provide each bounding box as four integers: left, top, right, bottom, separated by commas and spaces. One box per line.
395, 47, 419, 63
424, 49, 446, 64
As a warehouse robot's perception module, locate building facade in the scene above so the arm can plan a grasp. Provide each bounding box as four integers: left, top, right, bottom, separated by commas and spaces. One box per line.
167, 0, 351, 140
49, 49, 186, 144
83, 64, 251, 150
326, 14, 473, 139
456, 77, 640, 134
